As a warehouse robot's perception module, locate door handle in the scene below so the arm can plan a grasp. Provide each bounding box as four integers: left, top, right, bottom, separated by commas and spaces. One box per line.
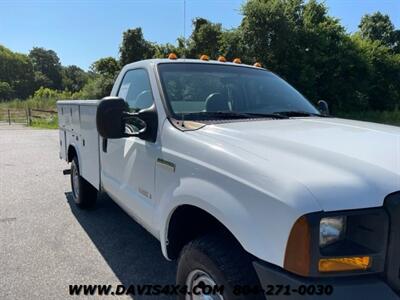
156, 158, 175, 172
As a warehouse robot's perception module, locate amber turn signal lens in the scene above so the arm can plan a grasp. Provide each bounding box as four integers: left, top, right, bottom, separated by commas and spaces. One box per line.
200, 54, 209, 61
284, 216, 311, 276
319, 257, 371, 272
233, 58, 241, 64
253, 62, 262, 67
217, 56, 226, 62
168, 53, 177, 60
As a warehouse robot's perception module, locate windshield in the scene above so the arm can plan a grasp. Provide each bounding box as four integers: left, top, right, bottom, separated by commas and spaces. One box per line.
158, 63, 320, 120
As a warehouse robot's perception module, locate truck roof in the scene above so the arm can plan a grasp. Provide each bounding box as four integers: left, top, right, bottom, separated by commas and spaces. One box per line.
123, 58, 267, 70
56, 99, 100, 106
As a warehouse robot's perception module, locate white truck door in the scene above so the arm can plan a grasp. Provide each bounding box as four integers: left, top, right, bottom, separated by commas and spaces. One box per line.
100, 69, 159, 234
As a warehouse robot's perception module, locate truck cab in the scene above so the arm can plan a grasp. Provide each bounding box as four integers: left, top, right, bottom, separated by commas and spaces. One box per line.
58, 57, 400, 299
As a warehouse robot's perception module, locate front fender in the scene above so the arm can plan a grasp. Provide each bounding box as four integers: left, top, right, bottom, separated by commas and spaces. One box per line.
155, 174, 318, 267
155, 123, 322, 267
156, 177, 244, 259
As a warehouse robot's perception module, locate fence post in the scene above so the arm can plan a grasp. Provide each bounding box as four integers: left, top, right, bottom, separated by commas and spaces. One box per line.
8, 109, 11, 125
25, 108, 29, 125
28, 108, 32, 126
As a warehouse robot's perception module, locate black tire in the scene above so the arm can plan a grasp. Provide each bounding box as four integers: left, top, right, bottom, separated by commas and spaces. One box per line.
70, 157, 97, 208
177, 233, 265, 300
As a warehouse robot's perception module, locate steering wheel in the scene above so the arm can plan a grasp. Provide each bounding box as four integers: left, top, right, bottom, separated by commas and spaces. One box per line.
205, 92, 230, 112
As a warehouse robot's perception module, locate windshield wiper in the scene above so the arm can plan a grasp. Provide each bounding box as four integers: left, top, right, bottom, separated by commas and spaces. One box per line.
243, 112, 289, 119
179, 111, 288, 120
272, 111, 328, 117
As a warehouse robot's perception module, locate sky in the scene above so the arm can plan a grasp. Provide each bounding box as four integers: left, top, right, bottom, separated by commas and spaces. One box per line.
0, 0, 399, 70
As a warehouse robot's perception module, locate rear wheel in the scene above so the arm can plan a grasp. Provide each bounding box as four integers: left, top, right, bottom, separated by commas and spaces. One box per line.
177, 234, 264, 300
70, 157, 97, 208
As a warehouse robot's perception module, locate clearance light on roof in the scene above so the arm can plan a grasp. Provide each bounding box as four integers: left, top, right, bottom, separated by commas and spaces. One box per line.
254, 62, 262, 68
168, 53, 177, 60
200, 54, 209, 61
233, 58, 242, 64
217, 56, 227, 62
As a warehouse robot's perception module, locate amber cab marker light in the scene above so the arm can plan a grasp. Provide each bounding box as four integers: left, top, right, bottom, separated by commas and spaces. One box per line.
319, 257, 371, 272
200, 54, 209, 61
233, 58, 242, 64
254, 62, 262, 68
217, 56, 227, 62
284, 216, 311, 276
168, 53, 177, 60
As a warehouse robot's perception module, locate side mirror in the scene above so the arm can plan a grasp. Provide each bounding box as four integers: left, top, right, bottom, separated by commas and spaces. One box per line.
96, 97, 158, 142
317, 100, 330, 115
97, 97, 127, 139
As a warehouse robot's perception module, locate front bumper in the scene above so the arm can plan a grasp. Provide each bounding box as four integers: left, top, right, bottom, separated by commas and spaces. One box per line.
253, 261, 399, 300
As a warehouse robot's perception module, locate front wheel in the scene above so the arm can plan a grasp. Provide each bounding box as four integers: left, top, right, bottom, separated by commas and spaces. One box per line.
177, 234, 264, 300
70, 157, 97, 208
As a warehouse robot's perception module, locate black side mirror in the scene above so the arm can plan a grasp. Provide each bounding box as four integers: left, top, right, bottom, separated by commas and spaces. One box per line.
97, 97, 127, 139
96, 97, 158, 142
317, 100, 330, 115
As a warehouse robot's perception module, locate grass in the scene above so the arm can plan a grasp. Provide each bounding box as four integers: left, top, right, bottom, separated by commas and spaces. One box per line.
0, 98, 57, 110
30, 116, 59, 129
0, 98, 58, 128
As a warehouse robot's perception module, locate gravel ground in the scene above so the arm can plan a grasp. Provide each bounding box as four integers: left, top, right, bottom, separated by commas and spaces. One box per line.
0, 125, 176, 299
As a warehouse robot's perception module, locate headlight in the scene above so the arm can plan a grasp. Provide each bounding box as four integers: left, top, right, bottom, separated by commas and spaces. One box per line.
284, 209, 388, 277
319, 216, 346, 248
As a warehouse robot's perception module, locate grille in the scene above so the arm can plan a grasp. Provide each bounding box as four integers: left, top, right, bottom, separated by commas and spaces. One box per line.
384, 192, 400, 292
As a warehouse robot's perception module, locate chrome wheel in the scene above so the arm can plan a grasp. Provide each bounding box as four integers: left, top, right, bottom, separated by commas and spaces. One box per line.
71, 163, 79, 199
185, 269, 224, 300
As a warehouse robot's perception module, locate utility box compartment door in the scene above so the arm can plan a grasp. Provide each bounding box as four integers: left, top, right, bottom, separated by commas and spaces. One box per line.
79, 105, 100, 189
59, 129, 67, 160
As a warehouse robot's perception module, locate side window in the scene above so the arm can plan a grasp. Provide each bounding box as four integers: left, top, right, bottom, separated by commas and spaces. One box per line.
118, 69, 154, 110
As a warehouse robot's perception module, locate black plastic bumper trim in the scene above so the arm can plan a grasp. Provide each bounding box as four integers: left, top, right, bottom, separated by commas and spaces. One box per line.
253, 261, 399, 300
384, 192, 400, 292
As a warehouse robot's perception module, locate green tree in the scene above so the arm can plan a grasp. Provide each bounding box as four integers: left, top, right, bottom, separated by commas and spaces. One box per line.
91, 57, 120, 77
75, 57, 121, 99
0, 82, 13, 100
154, 43, 182, 58
188, 18, 223, 58
73, 76, 114, 99
219, 29, 247, 61
29, 47, 63, 90
352, 36, 400, 110
359, 12, 397, 49
1, 1, 400, 114
241, 0, 306, 74
90, 57, 121, 98
240, 0, 374, 112
61, 65, 88, 92
393, 30, 400, 53
299, 0, 370, 111
119, 28, 155, 66
0, 45, 35, 99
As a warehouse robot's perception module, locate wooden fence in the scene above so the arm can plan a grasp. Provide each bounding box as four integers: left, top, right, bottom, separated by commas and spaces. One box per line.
0, 108, 57, 125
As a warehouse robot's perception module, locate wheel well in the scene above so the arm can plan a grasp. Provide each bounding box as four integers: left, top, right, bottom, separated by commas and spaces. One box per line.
166, 205, 240, 259
67, 145, 77, 162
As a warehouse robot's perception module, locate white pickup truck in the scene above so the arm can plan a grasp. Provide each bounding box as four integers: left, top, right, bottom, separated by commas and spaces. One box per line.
58, 57, 400, 299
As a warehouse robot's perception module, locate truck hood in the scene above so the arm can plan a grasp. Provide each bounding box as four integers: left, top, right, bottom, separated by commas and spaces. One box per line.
193, 117, 400, 211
